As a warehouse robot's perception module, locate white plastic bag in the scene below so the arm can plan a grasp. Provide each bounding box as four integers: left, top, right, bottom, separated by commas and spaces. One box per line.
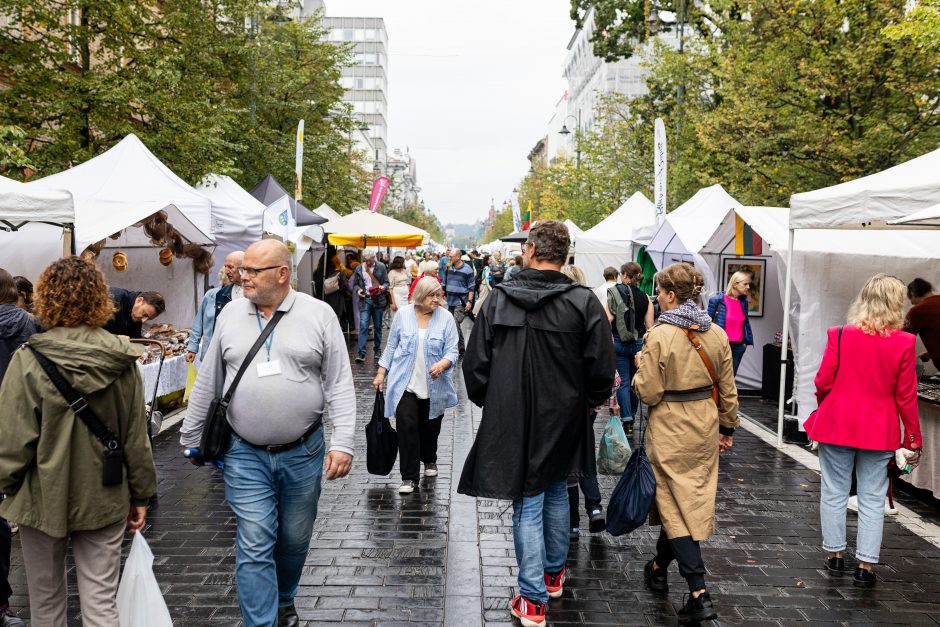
117, 533, 173, 627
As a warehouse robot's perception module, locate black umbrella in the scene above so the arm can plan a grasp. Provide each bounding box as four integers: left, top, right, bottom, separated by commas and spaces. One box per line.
499, 229, 529, 243
249, 174, 327, 226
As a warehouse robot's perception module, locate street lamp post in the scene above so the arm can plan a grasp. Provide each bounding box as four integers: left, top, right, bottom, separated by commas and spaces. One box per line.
558, 110, 582, 168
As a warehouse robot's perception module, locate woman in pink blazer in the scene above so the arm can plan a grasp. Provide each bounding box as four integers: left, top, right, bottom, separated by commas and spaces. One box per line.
804, 274, 922, 589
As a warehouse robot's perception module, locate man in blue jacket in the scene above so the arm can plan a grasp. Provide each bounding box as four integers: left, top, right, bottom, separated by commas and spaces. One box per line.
443, 249, 475, 356
185, 251, 244, 364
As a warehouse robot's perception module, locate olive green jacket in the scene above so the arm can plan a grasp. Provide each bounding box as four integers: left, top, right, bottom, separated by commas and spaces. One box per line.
0, 326, 157, 538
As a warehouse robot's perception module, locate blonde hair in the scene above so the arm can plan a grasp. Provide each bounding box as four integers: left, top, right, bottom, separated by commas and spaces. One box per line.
725, 270, 753, 295
848, 274, 905, 336
419, 260, 439, 276
656, 263, 705, 303
560, 264, 587, 286
411, 275, 442, 306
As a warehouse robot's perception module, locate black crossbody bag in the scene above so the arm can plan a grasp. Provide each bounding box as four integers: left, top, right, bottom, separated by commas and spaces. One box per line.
28, 346, 126, 487
200, 310, 285, 461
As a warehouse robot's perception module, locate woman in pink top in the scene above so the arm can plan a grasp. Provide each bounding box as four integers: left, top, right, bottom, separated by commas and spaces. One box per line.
706, 271, 754, 375
804, 274, 922, 588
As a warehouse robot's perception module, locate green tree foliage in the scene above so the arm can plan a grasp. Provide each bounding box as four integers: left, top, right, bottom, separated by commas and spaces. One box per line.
0, 125, 34, 172
0, 0, 369, 212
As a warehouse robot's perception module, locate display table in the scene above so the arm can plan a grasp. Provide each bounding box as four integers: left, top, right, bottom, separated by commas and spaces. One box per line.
136, 354, 188, 401
902, 399, 940, 496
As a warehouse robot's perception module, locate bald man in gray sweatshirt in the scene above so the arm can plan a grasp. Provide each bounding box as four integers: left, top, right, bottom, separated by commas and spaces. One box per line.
181, 240, 355, 627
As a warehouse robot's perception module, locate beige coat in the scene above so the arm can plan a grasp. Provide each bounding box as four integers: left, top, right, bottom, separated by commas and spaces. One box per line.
633, 323, 739, 541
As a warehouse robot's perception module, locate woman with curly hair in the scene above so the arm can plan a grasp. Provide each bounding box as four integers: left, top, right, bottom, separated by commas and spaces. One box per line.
633, 263, 739, 624
0, 257, 157, 626
804, 274, 921, 588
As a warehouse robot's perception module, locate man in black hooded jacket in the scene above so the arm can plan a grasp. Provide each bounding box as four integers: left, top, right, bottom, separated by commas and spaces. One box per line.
458, 221, 615, 627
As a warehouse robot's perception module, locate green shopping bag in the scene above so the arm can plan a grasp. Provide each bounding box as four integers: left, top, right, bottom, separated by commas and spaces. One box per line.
597, 414, 632, 475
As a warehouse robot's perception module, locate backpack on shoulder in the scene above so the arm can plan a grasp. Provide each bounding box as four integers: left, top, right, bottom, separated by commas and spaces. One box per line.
607, 284, 639, 342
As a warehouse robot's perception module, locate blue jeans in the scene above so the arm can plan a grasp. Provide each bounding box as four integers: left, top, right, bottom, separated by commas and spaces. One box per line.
511, 480, 569, 604
224, 430, 325, 626
358, 300, 384, 357
818, 443, 893, 563
730, 342, 747, 375
613, 336, 643, 422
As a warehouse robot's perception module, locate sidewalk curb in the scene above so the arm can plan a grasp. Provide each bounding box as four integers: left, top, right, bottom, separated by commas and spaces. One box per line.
737, 412, 940, 550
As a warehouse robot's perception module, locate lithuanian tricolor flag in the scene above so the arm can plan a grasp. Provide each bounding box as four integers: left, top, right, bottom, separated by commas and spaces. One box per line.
522, 202, 532, 231
734, 214, 762, 255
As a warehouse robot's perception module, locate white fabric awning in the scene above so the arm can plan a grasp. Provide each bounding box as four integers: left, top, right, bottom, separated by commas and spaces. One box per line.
0, 175, 74, 224
789, 148, 940, 230
583, 191, 656, 242
887, 201, 940, 228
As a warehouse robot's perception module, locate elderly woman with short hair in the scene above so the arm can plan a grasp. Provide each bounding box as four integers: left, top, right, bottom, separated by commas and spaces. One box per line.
374, 277, 459, 494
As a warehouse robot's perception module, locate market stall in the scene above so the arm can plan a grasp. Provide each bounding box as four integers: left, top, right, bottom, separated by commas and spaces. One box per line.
261, 194, 326, 297
0, 176, 75, 278
323, 209, 429, 248
778, 147, 940, 448
196, 174, 265, 282
250, 174, 327, 227
574, 192, 657, 285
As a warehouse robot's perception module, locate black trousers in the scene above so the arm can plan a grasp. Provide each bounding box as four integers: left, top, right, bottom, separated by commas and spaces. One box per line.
396, 391, 444, 482
0, 516, 12, 607
448, 302, 469, 353
654, 527, 707, 592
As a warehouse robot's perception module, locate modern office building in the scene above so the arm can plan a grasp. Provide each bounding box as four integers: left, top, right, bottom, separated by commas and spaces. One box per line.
323, 15, 390, 168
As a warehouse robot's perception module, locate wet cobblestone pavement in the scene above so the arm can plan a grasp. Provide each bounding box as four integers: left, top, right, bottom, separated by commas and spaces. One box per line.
7, 333, 940, 625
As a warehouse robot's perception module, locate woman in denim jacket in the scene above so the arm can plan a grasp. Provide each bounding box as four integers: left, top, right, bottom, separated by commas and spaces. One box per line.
374, 277, 460, 494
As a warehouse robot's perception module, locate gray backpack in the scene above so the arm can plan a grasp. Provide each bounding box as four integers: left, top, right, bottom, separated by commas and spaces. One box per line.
607, 284, 639, 342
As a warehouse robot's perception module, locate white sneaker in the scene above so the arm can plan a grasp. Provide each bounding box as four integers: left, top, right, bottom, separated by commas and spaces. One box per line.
847, 495, 858, 511
885, 499, 899, 516
399, 480, 416, 494
424, 463, 438, 477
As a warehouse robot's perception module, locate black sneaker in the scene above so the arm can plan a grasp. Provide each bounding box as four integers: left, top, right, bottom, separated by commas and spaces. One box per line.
355, 353, 365, 363
643, 559, 668, 593
277, 604, 299, 627
569, 527, 580, 540
677, 591, 717, 624
853, 566, 877, 588
825, 556, 845, 576
588, 508, 606, 533
424, 463, 438, 477
623, 421, 634, 437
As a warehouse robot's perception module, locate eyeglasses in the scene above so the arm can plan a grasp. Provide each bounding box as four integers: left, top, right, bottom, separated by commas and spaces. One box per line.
238, 265, 283, 277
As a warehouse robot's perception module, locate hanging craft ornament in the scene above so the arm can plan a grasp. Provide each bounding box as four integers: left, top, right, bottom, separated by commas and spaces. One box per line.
159, 248, 173, 267
112, 251, 128, 272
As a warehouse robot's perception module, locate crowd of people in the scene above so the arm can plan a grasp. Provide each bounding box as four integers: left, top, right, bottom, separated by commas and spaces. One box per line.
0, 220, 934, 626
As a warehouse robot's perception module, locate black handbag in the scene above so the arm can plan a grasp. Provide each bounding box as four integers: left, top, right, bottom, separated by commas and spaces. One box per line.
200, 310, 285, 461
606, 404, 656, 536
28, 346, 127, 487
365, 390, 398, 475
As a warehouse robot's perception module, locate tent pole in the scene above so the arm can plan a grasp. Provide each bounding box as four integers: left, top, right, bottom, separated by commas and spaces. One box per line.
776, 228, 795, 448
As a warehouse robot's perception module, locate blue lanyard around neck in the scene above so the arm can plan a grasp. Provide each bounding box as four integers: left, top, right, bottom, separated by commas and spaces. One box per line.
254, 307, 276, 361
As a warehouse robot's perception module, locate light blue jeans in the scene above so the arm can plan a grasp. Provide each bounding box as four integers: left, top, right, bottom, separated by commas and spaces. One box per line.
224, 430, 325, 626
818, 443, 893, 563
511, 480, 569, 604
358, 301, 384, 357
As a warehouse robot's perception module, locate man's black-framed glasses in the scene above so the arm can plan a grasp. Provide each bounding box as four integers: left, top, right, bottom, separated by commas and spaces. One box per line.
238, 265, 283, 277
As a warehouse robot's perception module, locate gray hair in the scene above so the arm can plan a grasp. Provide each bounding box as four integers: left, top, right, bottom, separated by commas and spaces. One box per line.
411, 275, 442, 305
361, 249, 376, 262
420, 260, 439, 275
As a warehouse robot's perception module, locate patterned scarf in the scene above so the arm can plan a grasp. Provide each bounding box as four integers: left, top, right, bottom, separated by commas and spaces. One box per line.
658, 299, 712, 331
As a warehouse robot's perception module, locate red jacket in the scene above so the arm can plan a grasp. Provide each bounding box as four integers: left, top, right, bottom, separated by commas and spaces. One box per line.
804, 325, 921, 451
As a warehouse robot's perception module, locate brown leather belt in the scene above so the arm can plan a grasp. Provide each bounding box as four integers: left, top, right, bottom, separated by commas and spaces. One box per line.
241, 419, 323, 453
661, 386, 714, 402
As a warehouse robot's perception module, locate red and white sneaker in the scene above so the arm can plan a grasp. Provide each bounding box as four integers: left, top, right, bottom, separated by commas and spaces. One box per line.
544, 567, 567, 598
509, 595, 546, 627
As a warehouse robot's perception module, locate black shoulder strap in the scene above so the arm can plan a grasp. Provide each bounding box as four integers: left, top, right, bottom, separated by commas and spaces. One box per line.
28, 346, 121, 449
834, 325, 843, 381
222, 310, 285, 404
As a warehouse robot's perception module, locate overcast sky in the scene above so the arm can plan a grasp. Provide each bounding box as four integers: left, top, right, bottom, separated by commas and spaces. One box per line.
329, 0, 575, 225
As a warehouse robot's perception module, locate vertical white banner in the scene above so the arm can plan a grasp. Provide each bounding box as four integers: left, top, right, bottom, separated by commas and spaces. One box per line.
511, 191, 522, 233
654, 118, 667, 225
294, 119, 304, 202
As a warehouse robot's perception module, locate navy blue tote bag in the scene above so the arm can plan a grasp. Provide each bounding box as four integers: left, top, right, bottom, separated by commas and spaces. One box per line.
606, 405, 656, 536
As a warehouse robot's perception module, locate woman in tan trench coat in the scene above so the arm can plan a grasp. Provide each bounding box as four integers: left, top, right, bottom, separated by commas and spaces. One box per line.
633, 263, 739, 624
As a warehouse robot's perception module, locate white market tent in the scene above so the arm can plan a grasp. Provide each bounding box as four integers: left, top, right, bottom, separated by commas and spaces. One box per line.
313, 203, 342, 223
574, 193, 657, 287
197, 174, 265, 281
0, 176, 76, 279
259, 194, 326, 297
888, 201, 940, 228
26, 134, 217, 326
645, 184, 744, 295
776, 148, 940, 446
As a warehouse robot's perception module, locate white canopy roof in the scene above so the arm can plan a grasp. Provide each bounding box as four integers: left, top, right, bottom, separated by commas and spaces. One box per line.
789, 148, 940, 230
563, 219, 584, 240
647, 185, 743, 255
28, 134, 213, 251
313, 203, 341, 222
583, 191, 656, 242
197, 174, 265, 278
0, 175, 74, 224
887, 201, 940, 228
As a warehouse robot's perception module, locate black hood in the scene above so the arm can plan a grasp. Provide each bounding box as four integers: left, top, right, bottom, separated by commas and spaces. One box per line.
497, 268, 579, 311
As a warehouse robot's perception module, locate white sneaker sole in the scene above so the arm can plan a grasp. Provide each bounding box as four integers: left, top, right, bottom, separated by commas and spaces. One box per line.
510, 608, 545, 627
424, 469, 438, 477
547, 587, 563, 599
399, 486, 415, 494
